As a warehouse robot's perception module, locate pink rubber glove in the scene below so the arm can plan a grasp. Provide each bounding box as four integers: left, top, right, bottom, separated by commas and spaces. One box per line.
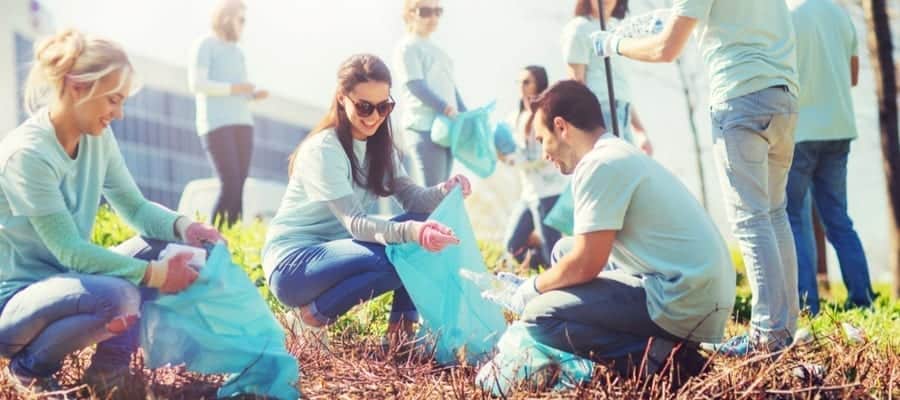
417, 221, 460, 252
182, 222, 225, 247
441, 174, 472, 197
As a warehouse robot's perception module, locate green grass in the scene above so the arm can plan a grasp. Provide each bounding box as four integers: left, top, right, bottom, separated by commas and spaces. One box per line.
1, 206, 895, 399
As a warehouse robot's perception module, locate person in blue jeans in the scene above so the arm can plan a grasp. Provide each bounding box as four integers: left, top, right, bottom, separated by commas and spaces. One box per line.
0, 29, 223, 397
786, 0, 875, 315
502, 66, 568, 269
394, 0, 467, 186
592, 0, 801, 355
262, 54, 471, 346
188, 0, 269, 227
489, 81, 734, 378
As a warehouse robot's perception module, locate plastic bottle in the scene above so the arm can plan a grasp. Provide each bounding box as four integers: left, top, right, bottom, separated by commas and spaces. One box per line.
460, 270, 523, 311
612, 9, 671, 39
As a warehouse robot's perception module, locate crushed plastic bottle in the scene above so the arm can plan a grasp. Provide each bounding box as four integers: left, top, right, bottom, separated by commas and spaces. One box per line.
460, 270, 524, 312
612, 9, 671, 39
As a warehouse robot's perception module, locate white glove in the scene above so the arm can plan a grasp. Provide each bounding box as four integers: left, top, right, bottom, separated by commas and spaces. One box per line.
590, 30, 622, 58
508, 276, 541, 315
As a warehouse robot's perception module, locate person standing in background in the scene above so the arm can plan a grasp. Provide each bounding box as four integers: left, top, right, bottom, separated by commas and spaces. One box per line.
394, 0, 468, 186
503, 66, 568, 269
188, 0, 268, 227
786, 0, 875, 315
562, 0, 653, 155
591, 0, 801, 356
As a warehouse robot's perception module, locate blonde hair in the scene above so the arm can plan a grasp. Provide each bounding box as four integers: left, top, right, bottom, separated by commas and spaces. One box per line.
402, 0, 427, 28
23, 28, 136, 115
211, 0, 246, 42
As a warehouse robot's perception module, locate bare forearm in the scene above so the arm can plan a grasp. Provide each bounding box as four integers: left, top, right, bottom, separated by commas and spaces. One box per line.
535, 256, 601, 293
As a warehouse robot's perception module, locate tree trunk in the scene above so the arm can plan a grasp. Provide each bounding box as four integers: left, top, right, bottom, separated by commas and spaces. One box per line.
675, 58, 709, 209
862, 0, 900, 297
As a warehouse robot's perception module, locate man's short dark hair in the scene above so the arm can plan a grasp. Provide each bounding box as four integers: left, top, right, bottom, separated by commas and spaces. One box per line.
529, 80, 606, 134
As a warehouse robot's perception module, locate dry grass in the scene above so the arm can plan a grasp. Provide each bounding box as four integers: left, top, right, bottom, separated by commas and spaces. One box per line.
2, 316, 897, 400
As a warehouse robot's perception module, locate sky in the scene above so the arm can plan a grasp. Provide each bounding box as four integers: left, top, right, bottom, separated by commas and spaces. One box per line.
41, 0, 894, 284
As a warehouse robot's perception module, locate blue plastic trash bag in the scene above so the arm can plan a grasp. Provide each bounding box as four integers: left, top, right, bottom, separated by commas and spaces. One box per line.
476, 322, 594, 396
140, 244, 300, 400
431, 115, 453, 148
430, 102, 499, 177
386, 188, 507, 364
543, 184, 574, 236
493, 121, 517, 156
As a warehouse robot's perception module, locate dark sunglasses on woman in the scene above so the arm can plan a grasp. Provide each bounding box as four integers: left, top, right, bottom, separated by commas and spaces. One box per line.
416, 6, 444, 18
347, 96, 395, 118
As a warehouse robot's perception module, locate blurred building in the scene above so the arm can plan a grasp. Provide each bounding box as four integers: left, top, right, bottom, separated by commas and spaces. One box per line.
1, 0, 322, 210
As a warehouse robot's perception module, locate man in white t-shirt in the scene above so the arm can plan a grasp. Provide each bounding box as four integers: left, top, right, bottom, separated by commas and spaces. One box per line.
510, 80, 735, 370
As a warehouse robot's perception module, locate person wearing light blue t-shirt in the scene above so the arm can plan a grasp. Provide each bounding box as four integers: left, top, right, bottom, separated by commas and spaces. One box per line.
502, 66, 568, 269
262, 55, 471, 346
492, 81, 734, 378
394, 0, 467, 187
0, 30, 223, 395
188, 0, 268, 227
592, 0, 801, 356
786, 0, 875, 316
562, 0, 653, 155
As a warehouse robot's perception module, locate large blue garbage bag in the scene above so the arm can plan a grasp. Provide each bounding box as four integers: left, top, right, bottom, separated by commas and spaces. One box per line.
385, 188, 507, 364
476, 322, 594, 396
140, 244, 300, 400
543, 184, 574, 236
431, 102, 499, 178
493, 121, 517, 156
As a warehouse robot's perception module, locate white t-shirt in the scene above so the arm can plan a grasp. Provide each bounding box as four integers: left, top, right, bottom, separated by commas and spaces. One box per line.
561, 16, 633, 105
262, 129, 381, 275
394, 34, 458, 131
506, 109, 569, 201
573, 134, 736, 342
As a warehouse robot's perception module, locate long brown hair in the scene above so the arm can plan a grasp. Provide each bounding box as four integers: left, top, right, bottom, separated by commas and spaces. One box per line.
574, 0, 628, 20
288, 54, 398, 197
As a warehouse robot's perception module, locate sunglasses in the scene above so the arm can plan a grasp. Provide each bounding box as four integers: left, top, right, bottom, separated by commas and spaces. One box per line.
347, 95, 395, 118
415, 6, 444, 18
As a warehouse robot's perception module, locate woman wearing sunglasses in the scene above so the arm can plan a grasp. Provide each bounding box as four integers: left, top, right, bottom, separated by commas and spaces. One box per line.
563, 0, 653, 155
188, 0, 268, 228
263, 54, 472, 345
502, 66, 568, 269
394, 0, 468, 186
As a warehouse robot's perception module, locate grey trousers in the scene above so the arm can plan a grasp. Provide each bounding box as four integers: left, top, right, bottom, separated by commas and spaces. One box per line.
520, 237, 685, 373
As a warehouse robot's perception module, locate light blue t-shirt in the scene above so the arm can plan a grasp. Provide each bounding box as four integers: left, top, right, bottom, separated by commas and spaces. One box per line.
672, 0, 799, 105
189, 36, 254, 135
394, 35, 458, 132
561, 16, 633, 105
572, 134, 736, 342
0, 111, 178, 308
262, 129, 406, 277
789, 0, 859, 142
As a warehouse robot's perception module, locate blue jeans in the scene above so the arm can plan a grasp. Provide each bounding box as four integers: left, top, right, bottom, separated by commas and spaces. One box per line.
268, 213, 425, 325
786, 140, 874, 315
600, 101, 633, 143
710, 86, 800, 342
521, 238, 681, 369
202, 124, 254, 226
406, 128, 452, 186
0, 236, 168, 378
503, 195, 562, 269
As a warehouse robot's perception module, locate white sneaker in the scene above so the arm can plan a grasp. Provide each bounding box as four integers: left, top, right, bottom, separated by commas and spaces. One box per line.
282, 309, 329, 350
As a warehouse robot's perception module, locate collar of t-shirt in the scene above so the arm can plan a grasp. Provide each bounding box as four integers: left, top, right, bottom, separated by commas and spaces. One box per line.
593, 132, 617, 149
